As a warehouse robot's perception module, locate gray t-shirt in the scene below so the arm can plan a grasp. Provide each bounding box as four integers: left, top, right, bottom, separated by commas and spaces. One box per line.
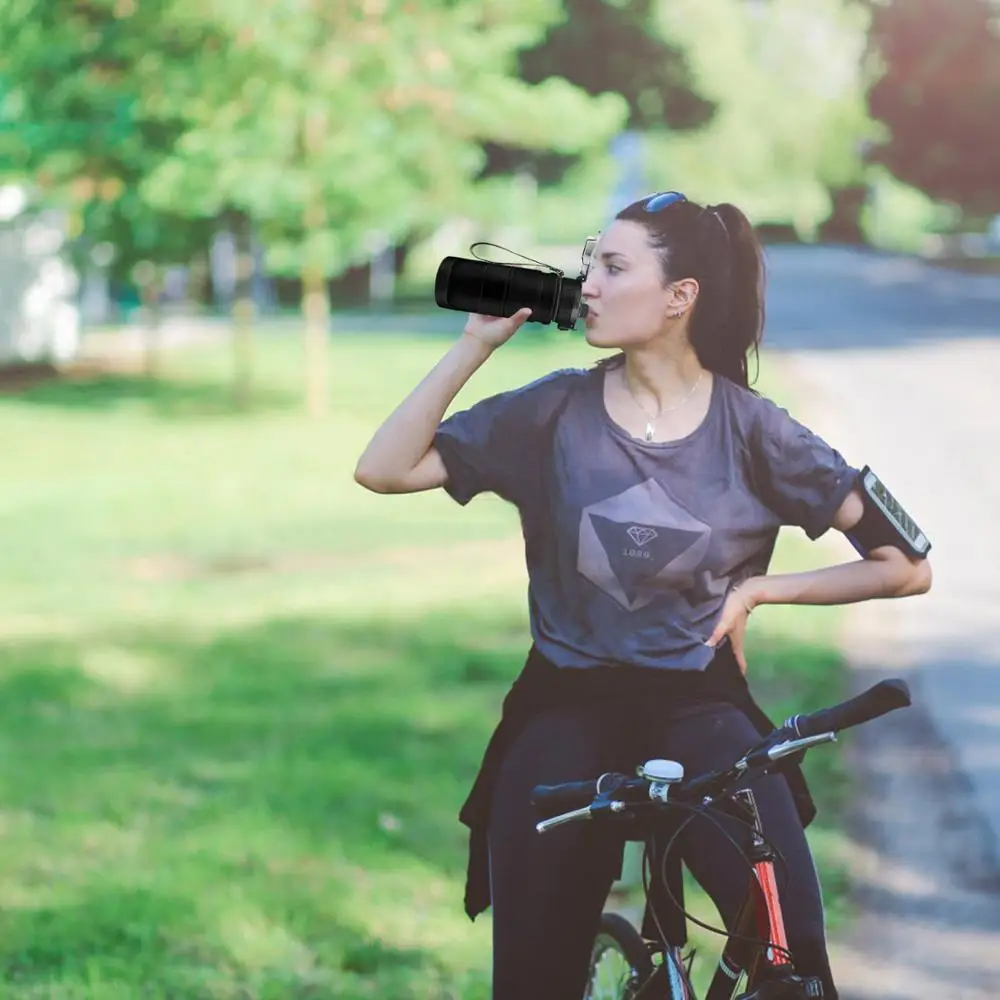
434, 364, 858, 672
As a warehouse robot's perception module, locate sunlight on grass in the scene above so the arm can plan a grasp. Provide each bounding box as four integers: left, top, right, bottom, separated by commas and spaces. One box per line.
214, 907, 316, 976
78, 646, 174, 697
0, 331, 852, 998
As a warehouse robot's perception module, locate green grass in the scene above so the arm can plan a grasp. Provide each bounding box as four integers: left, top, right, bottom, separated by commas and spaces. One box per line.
0, 328, 853, 998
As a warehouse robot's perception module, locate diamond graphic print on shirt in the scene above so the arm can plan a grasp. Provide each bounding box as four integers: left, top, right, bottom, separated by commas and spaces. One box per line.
578, 479, 712, 612
626, 525, 658, 547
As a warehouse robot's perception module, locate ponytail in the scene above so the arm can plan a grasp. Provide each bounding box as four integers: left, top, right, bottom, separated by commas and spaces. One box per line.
609, 197, 767, 390
689, 203, 765, 389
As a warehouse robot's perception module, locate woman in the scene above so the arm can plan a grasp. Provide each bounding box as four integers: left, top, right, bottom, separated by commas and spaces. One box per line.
354, 192, 932, 999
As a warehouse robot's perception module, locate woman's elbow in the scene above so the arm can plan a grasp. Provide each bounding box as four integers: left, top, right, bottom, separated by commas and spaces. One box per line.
909, 557, 933, 596
892, 552, 933, 597
871, 546, 933, 597
353, 462, 392, 493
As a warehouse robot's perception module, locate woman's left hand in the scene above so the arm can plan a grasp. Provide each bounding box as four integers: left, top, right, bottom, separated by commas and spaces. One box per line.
704, 580, 761, 675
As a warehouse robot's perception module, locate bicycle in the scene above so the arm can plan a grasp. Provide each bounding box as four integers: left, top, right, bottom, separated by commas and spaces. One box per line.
531, 677, 913, 999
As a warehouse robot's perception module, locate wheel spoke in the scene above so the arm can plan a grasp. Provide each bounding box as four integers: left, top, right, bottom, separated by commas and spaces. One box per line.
586, 936, 639, 1000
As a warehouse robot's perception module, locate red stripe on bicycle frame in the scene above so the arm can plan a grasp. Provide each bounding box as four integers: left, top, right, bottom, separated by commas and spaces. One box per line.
753, 859, 791, 967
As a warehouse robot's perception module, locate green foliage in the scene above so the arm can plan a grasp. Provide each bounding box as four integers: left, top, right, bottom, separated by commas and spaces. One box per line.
0, 0, 220, 273
477, 0, 715, 187
139, 0, 628, 278
865, 0, 1000, 219
642, 0, 877, 236
520, 0, 715, 131
9, 0, 994, 290
0, 0, 627, 283
860, 166, 961, 252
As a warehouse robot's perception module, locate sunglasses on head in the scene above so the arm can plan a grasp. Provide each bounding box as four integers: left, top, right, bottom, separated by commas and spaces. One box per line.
580, 192, 690, 279
643, 191, 688, 212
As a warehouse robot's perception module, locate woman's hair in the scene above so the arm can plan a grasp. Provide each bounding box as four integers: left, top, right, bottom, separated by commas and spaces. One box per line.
595, 196, 766, 390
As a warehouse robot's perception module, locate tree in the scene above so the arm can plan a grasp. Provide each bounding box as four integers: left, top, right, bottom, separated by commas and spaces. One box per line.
642, 0, 876, 240
480, 0, 714, 183
0, 0, 225, 376
329, 0, 706, 308
142, 0, 628, 416
865, 0, 1000, 219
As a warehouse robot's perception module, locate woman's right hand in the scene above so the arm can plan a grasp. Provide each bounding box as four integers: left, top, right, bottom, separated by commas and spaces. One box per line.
462, 308, 534, 349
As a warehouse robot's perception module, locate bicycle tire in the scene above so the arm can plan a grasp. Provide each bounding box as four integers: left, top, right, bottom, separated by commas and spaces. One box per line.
585, 911, 655, 1000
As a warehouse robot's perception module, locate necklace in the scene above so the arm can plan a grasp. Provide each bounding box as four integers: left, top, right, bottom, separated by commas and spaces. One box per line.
621, 367, 705, 442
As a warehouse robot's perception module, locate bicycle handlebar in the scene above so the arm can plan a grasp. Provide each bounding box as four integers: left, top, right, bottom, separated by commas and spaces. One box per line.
533, 774, 649, 818
784, 677, 910, 738
531, 779, 612, 815
531, 677, 912, 831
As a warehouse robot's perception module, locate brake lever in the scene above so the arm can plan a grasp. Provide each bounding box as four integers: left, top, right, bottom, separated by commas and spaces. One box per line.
535, 797, 630, 834
751, 731, 837, 768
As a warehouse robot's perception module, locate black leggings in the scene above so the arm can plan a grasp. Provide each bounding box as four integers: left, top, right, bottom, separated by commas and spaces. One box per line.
487, 697, 837, 999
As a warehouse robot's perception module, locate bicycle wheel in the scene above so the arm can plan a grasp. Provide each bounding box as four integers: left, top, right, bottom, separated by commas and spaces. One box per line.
585, 912, 655, 1000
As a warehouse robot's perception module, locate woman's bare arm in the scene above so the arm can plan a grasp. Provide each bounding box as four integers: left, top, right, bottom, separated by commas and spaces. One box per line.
353, 309, 532, 494
742, 487, 933, 609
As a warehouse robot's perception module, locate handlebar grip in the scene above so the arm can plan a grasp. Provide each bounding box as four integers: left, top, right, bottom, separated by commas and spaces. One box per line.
787, 678, 911, 738
531, 780, 599, 818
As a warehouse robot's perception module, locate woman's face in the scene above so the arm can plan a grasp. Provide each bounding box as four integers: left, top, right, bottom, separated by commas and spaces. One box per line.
581, 220, 679, 349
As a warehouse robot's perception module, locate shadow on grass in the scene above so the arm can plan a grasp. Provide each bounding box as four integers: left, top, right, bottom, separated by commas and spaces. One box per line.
0, 611, 523, 998
0, 882, 440, 999
0, 609, 863, 997
0, 613, 520, 866
0, 371, 298, 420
1, 885, 199, 992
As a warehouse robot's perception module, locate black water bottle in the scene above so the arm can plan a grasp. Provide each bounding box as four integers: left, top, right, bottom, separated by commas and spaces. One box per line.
434, 240, 594, 331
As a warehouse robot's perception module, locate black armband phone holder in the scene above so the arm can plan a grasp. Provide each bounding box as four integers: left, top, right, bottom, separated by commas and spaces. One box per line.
846, 465, 931, 559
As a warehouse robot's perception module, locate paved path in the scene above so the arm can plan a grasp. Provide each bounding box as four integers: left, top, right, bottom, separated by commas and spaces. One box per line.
766, 246, 1000, 999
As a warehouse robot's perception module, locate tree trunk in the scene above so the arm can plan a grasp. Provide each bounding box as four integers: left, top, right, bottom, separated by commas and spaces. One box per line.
187, 249, 210, 312
302, 257, 329, 419
818, 185, 869, 245
232, 214, 255, 410
302, 109, 330, 419
134, 261, 162, 380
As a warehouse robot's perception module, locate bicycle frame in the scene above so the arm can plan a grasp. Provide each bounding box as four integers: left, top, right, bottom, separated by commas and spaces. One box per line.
633, 787, 815, 1000
704, 788, 793, 998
